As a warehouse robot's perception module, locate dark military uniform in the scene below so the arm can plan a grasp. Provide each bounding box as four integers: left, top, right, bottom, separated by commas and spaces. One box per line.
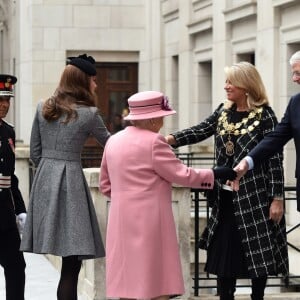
0, 120, 26, 299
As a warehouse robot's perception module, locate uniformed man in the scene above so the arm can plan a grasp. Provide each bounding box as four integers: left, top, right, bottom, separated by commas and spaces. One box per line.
0, 74, 26, 300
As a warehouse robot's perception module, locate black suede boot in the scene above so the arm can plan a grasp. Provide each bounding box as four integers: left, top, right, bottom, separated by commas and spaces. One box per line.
218, 277, 236, 300
220, 293, 234, 300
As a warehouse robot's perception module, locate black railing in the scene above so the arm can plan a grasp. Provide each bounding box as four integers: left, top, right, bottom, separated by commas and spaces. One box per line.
191, 186, 300, 296
176, 152, 214, 168
175, 153, 300, 295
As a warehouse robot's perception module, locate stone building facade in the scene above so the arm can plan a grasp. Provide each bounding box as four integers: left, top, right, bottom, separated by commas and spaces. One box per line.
0, 0, 298, 181
2, 0, 300, 256
1, 0, 300, 297
0, 0, 299, 224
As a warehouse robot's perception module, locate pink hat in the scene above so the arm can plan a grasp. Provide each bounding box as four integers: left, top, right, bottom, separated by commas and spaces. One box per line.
124, 91, 176, 120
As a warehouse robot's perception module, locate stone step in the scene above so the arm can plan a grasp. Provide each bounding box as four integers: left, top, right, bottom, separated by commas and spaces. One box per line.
189, 293, 300, 299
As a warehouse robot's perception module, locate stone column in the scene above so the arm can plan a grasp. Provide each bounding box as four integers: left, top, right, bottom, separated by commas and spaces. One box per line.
15, 145, 30, 206
256, 0, 280, 109
212, 1, 231, 108
82, 168, 107, 300
172, 185, 193, 299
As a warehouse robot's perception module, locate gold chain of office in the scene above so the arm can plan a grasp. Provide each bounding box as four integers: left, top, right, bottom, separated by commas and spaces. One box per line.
217, 107, 263, 156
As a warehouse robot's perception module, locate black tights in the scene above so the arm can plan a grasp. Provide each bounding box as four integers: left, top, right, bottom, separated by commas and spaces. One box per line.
218, 276, 267, 300
57, 256, 82, 300
218, 278, 236, 300
251, 277, 268, 300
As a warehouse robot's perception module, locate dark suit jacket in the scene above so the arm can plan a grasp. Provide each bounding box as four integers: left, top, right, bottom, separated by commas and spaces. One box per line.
249, 92, 300, 210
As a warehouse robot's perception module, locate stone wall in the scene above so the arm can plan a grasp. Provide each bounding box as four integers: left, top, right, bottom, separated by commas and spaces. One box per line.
10, 0, 300, 187
15, 145, 30, 206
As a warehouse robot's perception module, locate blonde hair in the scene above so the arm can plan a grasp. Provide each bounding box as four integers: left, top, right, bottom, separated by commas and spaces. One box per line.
224, 61, 269, 110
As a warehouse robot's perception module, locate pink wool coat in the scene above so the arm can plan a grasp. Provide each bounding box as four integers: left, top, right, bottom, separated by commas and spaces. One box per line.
99, 126, 214, 299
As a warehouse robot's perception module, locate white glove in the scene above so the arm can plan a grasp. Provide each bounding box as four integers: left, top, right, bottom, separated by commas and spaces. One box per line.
17, 213, 27, 234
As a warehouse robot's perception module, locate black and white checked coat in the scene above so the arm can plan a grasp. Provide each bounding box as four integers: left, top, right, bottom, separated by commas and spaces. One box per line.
172, 103, 289, 278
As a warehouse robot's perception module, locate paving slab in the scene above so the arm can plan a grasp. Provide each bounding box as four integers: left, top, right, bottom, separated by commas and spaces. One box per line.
0, 252, 83, 299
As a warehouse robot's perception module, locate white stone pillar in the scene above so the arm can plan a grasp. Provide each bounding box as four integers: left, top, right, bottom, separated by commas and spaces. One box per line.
212, 1, 231, 108
173, 186, 193, 299
256, 0, 280, 109
82, 168, 107, 300
15, 145, 30, 206
178, 1, 193, 133
17, 0, 33, 144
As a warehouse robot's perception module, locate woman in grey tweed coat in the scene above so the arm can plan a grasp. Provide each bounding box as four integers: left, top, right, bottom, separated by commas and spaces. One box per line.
20, 54, 111, 299
166, 62, 289, 300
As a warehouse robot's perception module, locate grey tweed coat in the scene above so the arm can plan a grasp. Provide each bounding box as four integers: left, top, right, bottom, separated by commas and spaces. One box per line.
20, 101, 110, 259
172, 103, 289, 278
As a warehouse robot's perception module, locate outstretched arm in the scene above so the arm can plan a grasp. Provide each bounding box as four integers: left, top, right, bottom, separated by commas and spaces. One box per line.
165, 134, 176, 146
234, 157, 250, 179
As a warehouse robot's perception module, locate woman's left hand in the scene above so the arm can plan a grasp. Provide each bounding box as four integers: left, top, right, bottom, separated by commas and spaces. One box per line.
269, 199, 284, 224
226, 179, 239, 191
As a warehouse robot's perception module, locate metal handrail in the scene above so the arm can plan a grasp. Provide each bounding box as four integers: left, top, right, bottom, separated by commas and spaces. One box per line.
192, 186, 300, 296
175, 153, 300, 294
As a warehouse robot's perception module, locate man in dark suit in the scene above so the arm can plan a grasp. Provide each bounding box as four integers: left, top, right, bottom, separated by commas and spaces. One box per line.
0, 74, 27, 299
235, 50, 300, 212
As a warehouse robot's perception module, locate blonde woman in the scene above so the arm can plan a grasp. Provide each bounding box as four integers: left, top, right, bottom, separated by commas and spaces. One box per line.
166, 62, 289, 300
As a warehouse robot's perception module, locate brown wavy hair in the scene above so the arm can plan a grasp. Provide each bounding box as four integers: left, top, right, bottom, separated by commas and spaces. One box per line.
43, 64, 97, 123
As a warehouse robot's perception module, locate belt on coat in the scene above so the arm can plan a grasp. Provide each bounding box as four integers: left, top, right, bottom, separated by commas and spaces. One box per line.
42, 149, 81, 161
0, 175, 11, 189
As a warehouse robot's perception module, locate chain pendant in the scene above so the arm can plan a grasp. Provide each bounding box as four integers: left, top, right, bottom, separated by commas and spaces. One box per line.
225, 139, 234, 156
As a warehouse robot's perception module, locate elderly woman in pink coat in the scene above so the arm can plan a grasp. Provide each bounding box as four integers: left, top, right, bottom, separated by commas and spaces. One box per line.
99, 91, 236, 300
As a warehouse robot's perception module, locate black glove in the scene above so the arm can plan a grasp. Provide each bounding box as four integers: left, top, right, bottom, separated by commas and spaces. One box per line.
212, 166, 237, 181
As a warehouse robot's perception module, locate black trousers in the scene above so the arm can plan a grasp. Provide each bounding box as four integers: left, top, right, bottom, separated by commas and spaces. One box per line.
0, 227, 26, 300
218, 277, 267, 300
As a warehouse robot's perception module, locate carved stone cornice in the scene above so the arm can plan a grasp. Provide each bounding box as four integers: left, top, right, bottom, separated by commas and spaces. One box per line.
223, 0, 257, 23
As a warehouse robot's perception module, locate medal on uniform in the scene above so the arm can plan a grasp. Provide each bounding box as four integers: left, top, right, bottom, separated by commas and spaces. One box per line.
8, 138, 15, 153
